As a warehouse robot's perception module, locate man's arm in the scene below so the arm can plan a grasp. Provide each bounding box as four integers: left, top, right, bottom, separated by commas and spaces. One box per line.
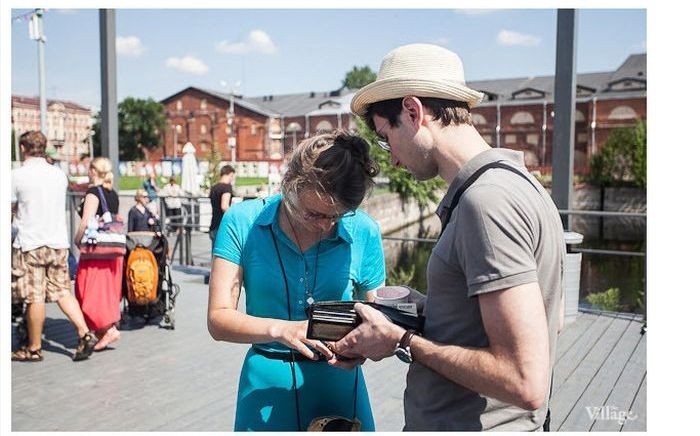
220, 192, 232, 212
332, 282, 550, 411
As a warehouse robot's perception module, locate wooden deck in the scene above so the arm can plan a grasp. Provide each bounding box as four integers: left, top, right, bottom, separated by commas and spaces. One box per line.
10, 269, 646, 431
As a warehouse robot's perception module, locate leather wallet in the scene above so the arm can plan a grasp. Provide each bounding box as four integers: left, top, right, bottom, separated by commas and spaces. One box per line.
306, 301, 425, 341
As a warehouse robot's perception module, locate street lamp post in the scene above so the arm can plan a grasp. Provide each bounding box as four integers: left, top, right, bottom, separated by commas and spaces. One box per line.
29, 9, 47, 135
173, 124, 182, 159
221, 80, 240, 166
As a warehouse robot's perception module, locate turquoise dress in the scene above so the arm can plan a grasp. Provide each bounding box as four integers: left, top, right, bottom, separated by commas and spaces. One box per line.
213, 194, 385, 431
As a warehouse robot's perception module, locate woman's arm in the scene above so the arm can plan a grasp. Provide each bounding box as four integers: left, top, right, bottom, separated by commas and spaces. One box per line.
74, 193, 99, 246
207, 256, 333, 360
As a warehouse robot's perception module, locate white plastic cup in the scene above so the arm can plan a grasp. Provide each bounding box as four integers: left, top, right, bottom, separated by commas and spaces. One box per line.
374, 286, 411, 307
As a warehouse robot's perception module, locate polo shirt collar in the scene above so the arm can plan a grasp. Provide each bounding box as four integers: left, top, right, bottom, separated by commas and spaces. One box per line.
256, 193, 353, 243
437, 148, 526, 219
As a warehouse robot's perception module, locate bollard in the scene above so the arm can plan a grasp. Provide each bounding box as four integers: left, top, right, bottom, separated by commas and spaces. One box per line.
563, 231, 584, 325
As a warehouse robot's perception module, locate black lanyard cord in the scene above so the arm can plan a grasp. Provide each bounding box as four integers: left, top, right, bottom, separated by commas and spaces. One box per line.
269, 220, 359, 429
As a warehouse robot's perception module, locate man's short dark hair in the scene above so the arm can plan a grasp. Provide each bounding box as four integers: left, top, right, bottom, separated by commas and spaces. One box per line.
220, 164, 235, 176
19, 131, 47, 157
364, 97, 473, 131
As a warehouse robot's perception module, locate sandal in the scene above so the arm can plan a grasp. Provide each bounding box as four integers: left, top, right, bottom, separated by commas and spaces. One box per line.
73, 332, 98, 361
11, 346, 43, 362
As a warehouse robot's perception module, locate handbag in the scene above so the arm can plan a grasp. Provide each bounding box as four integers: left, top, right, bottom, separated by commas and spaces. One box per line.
79, 186, 126, 260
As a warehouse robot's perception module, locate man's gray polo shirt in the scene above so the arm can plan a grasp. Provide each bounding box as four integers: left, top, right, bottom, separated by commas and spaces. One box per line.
403, 148, 565, 431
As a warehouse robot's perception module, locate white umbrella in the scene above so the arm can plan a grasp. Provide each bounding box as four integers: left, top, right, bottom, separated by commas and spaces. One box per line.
181, 142, 200, 196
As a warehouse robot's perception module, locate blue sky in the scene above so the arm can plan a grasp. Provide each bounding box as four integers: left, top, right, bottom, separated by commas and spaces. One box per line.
10, 8, 646, 110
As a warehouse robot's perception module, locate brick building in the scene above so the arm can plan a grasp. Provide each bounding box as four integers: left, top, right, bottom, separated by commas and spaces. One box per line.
161, 53, 645, 175
11, 95, 94, 162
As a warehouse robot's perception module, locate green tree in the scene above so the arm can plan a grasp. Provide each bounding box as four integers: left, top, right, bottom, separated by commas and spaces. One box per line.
202, 142, 223, 191
588, 119, 646, 188
92, 97, 167, 161
343, 65, 377, 89
354, 116, 446, 208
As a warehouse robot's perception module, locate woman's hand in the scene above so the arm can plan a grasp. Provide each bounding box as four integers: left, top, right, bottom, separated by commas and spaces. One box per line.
273, 320, 335, 361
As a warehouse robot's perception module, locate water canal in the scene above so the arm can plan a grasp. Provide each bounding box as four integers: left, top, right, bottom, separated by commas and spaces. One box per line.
382, 215, 646, 314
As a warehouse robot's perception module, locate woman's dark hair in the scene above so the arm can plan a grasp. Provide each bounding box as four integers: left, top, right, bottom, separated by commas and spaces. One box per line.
364, 97, 472, 131
282, 130, 379, 210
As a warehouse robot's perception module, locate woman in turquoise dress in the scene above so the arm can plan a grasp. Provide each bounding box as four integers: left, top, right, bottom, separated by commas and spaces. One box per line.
208, 131, 385, 431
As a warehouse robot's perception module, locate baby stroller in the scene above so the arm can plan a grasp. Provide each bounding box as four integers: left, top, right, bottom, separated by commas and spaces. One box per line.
121, 229, 180, 329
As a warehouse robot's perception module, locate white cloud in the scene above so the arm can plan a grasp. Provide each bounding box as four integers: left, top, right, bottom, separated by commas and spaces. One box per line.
454, 9, 497, 16
497, 30, 541, 47
116, 36, 145, 57
165, 56, 209, 75
431, 37, 450, 46
216, 30, 277, 55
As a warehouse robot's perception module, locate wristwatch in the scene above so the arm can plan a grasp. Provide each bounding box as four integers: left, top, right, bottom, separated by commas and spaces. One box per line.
394, 329, 416, 363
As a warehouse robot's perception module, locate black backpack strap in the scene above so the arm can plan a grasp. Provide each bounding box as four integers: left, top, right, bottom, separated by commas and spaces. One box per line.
440, 161, 538, 236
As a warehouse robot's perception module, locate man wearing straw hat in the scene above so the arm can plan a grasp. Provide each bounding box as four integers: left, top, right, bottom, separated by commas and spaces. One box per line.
332, 44, 566, 431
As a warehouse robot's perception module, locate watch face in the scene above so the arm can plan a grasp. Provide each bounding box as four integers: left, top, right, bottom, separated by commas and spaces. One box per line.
395, 347, 413, 363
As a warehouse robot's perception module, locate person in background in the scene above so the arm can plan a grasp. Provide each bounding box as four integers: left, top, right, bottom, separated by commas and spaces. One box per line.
128, 189, 159, 232
207, 130, 384, 430
143, 173, 160, 216
332, 43, 566, 431
11, 131, 97, 362
208, 165, 235, 248
74, 156, 123, 351
160, 177, 184, 235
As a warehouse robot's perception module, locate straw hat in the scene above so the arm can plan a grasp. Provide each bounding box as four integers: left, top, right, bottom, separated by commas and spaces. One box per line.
350, 43, 485, 117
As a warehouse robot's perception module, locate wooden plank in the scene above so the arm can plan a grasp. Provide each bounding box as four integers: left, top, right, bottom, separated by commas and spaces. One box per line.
590, 333, 647, 431
550, 315, 629, 430
557, 317, 644, 431
556, 312, 597, 360
552, 313, 614, 394
621, 374, 646, 431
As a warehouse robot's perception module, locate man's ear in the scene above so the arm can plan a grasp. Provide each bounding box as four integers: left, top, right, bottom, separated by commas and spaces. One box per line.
402, 96, 426, 128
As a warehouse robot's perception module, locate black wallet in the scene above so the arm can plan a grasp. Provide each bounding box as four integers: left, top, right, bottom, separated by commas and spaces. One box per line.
306, 300, 425, 341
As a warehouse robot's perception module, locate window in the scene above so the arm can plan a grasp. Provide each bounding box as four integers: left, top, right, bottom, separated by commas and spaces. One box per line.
315, 120, 333, 132
577, 133, 588, 143
505, 134, 516, 144
200, 99, 207, 110
176, 100, 183, 111
483, 134, 493, 145
526, 134, 539, 145
510, 111, 535, 125
576, 110, 586, 123
251, 124, 258, 135
200, 124, 208, 135
472, 113, 487, 125
608, 106, 638, 120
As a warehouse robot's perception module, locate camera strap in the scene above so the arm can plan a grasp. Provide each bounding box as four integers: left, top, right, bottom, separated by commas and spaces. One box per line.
269, 221, 359, 431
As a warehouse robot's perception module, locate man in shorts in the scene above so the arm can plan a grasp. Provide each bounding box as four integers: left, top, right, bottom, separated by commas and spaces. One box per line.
11, 131, 98, 362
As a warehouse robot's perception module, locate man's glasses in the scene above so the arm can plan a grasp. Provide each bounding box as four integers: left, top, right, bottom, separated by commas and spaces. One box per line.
374, 120, 391, 152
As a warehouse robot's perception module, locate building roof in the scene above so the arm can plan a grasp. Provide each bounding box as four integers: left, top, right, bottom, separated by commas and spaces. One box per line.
164, 53, 646, 116
246, 87, 353, 117
609, 53, 646, 83
11, 95, 92, 112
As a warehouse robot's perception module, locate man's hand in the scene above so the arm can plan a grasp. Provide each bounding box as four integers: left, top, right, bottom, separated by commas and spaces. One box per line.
331, 303, 405, 362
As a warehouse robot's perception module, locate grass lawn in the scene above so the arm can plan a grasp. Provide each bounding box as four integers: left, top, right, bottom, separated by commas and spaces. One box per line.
117, 175, 268, 191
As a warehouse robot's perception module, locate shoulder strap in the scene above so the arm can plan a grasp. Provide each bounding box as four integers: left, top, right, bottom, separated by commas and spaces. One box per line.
440, 161, 539, 237
95, 186, 110, 216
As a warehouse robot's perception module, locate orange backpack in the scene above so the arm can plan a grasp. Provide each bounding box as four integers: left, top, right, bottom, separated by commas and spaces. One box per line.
126, 247, 159, 305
